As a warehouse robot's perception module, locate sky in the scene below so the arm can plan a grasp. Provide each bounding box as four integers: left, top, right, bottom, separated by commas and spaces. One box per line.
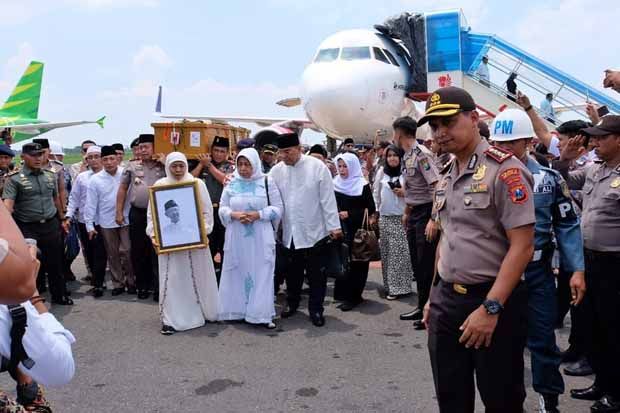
0, 0, 619, 149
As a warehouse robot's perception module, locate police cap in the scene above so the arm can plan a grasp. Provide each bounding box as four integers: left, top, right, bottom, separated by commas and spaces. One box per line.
32, 138, 50, 149
0, 144, 15, 157
418, 87, 477, 126
21, 142, 44, 155
580, 115, 620, 136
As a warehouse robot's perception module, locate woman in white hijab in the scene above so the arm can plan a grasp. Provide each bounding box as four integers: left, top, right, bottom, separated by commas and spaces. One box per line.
218, 148, 283, 328
333, 152, 376, 311
147, 152, 219, 335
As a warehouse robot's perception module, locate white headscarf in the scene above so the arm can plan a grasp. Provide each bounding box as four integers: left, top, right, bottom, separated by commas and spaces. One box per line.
333, 152, 366, 196
159, 152, 194, 186
233, 148, 264, 181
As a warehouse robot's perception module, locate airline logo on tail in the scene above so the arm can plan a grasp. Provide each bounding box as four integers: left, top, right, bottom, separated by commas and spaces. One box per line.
1, 61, 43, 119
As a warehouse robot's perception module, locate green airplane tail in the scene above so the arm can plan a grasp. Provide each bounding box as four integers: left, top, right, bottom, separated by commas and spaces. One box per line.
96, 116, 105, 128
1, 61, 44, 119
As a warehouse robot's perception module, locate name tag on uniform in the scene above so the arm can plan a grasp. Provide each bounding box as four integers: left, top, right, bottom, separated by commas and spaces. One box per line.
463, 183, 488, 194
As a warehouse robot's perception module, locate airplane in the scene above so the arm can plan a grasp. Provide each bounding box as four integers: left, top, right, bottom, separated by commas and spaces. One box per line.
0, 61, 105, 144
156, 29, 418, 145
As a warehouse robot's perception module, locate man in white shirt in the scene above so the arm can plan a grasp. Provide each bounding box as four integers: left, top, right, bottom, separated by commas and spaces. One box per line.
63, 146, 108, 296
160, 200, 197, 247
84, 145, 134, 297
269, 131, 342, 327
475, 55, 490, 87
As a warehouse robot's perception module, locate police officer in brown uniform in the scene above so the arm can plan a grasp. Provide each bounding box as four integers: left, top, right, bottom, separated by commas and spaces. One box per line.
556, 115, 620, 413
116, 134, 165, 300
419, 87, 536, 412
393, 116, 440, 329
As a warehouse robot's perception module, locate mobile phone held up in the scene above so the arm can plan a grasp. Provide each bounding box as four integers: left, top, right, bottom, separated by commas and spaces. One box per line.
597, 105, 610, 117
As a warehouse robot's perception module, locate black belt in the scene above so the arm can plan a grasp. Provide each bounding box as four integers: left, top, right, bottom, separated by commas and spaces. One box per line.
438, 277, 494, 296
15, 216, 57, 225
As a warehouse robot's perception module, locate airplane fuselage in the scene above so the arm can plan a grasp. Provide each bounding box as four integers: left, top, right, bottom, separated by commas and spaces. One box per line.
300, 29, 413, 143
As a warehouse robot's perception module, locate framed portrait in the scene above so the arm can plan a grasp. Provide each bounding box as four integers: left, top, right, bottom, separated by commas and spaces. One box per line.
148, 181, 207, 254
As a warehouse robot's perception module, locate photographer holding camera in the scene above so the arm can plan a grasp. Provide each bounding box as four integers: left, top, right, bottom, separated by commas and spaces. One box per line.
0, 202, 76, 411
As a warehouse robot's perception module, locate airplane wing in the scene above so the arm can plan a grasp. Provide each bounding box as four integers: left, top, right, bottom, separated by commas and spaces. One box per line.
157, 113, 319, 131
155, 86, 319, 132
4, 117, 105, 135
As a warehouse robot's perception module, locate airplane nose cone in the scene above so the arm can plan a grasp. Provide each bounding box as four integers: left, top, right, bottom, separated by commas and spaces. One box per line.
301, 64, 369, 137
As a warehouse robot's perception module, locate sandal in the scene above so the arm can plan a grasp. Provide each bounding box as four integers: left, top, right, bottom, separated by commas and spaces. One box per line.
386, 294, 398, 300
160, 325, 176, 335
265, 322, 277, 329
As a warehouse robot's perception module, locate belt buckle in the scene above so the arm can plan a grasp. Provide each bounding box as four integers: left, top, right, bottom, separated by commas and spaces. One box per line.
39, 219, 45, 223
453, 283, 467, 295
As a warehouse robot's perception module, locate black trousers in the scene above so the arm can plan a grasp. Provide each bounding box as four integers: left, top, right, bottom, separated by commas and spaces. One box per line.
428, 278, 528, 413
583, 249, 620, 398
17, 217, 67, 300
77, 223, 108, 288
334, 260, 369, 304
129, 207, 158, 292
285, 238, 328, 315
209, 206, 225, 282
407, 203, 436, 310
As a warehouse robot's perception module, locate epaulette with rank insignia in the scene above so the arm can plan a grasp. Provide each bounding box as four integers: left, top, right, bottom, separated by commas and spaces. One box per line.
414, 146, 422, 155
440, 158, 454, 175
7, 170, 19, 177
484, 146, 512, 163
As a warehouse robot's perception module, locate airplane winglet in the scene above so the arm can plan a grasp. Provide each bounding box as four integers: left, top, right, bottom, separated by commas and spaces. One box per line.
155, 85, 162, 113
96, 116, 105, 128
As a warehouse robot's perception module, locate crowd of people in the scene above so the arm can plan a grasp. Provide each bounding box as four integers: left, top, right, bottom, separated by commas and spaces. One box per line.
0, 68, 618, 412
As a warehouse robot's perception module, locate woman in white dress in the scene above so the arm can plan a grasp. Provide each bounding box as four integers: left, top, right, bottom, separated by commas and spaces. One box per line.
218, 148, 283, 329
147, 152, 219, 335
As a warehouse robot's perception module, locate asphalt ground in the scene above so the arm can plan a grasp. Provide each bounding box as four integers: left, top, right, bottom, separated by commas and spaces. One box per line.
0, 258, 593, 412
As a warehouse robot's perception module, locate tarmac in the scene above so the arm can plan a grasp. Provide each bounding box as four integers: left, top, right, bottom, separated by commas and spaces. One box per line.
0, 257, 593, 412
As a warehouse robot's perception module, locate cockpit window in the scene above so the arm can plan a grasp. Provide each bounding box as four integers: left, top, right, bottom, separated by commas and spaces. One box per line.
383, 49, 400, 67
341, 47, 371, 61
373, 47, 390, 64
314, 48, 340, 62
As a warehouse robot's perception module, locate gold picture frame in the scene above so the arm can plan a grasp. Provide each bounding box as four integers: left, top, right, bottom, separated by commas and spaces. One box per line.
148, 181, 208, 254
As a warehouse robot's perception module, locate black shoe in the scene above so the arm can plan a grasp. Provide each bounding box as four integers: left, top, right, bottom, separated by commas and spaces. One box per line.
92, 288, 104, 298
126, 287, 137, 295
564, 358, 594, 376
400, 309, 423, 321
111, 287, 125, 296
560, 346, 581, 363
539, 393, 559, 413
338, 302, 355, 312
281, 305, 298, 318
137, 290, 150, 300
571, 385, 604, 401
591, 396, 620, 413
160, 325, 176, 335
310, 313, 325, 327
51, 296, 74, 306
413, 320, 426, 330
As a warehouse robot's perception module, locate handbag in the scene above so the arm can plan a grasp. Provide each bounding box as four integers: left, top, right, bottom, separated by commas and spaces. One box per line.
323, 238, 350, 280
351, 209, 380, 262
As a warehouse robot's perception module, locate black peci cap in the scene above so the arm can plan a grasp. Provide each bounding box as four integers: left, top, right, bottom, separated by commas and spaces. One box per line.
343, 138, 354, 145
309, 144, 327, 158
276, 133, 300, 149
418, 87, 477, 126
130, 138, 140, 148
101, 145, 117, 157
32, 138, 50, 149
21, 142, 44, 155
212, 136, 230, 148
164, 199, 178, 210
112, 143, 124, 152
138, 134, 155, 144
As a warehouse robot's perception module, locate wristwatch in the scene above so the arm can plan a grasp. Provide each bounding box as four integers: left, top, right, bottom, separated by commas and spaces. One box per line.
482, 299, 503, 315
